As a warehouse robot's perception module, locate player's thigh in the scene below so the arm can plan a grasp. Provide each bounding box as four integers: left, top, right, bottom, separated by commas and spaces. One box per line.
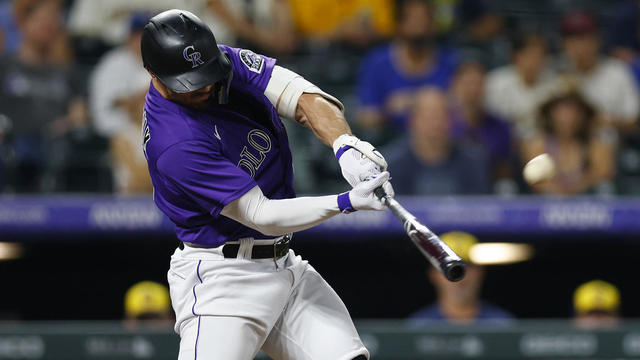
178, 315, 265, 360
262, 267, 369, 360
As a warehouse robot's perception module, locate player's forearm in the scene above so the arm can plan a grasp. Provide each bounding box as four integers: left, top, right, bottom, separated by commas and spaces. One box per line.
295, 93, 351, 147
221, 186, 339, 236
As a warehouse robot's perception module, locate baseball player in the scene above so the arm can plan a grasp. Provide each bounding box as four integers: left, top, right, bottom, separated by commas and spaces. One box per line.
140, 9, 393, 360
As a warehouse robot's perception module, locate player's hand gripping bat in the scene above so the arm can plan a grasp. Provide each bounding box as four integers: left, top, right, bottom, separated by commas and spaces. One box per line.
374, 187, 466, 282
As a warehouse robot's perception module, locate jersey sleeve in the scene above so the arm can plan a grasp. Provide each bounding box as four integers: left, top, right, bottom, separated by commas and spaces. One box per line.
156, 140, 257, 217
219, 45, 276, 93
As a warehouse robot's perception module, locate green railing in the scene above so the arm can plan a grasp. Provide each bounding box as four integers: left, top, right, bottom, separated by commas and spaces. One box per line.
1, 320, 640, 359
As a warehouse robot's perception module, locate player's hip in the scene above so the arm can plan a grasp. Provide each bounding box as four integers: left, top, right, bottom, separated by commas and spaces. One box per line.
181, 233, 293, 260
167, 240, 308, 334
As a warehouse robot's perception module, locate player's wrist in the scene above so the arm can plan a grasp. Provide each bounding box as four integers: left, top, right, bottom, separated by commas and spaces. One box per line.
332, 134, 388, 171
332, 133, 357, 160
337, 192, 356, 213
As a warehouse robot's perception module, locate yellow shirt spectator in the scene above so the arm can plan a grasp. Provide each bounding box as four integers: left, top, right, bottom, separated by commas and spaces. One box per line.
289, 0, 394, 38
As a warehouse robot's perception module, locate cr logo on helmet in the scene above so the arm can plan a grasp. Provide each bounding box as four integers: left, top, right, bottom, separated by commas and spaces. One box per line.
183, 45, 204, 68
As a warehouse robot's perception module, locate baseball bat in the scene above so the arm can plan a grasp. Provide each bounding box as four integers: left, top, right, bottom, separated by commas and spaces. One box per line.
374, 187, 466, 282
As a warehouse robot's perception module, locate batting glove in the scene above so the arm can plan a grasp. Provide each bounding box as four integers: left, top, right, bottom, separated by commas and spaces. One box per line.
338, 171, 394, 213
333, 134, 388, 187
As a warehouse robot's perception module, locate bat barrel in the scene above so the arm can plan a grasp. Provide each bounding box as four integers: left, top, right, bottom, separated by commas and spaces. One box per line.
441, 259, 466, 282
374, 187, 468, 283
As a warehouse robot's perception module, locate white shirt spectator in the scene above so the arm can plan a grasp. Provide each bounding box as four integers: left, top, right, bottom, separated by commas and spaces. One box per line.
89, 47, 149, 137
486, 66, 559, 138
68, 0, 275, 46
571, 58, 640, 124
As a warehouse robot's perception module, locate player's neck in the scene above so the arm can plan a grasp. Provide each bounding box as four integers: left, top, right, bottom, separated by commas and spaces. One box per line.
152, 78, 171, 100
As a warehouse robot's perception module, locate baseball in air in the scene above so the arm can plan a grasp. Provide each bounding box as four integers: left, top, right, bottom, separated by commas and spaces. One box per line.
523, 153, 555, 185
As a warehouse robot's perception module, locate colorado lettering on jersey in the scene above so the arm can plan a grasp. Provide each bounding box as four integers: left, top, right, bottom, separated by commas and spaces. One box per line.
237, 129, 271, 177
141, 109, 150, 158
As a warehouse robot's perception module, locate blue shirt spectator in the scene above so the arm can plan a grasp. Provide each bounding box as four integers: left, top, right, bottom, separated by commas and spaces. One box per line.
386, 139, 490, 195
356, 0, 458, 140
358, 45, 458, 130
409, 302, 514, 323
0, 0, 21, 54
385, 88, 491, 196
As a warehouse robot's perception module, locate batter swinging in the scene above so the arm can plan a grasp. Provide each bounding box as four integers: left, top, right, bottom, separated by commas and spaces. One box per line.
141, 9, 393, 360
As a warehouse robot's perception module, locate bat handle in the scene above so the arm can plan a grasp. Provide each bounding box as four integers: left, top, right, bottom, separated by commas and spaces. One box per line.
373, 187, 388, 203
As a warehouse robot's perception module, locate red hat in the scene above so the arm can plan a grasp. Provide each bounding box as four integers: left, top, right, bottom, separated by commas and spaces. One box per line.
561, 11, 599, 36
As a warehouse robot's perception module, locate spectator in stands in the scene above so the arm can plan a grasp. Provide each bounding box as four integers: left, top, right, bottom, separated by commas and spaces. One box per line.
208, 0, 296, 56
522, 91, 615, 195
89, 13, 150, 138
0, 27, 4, 54
429, 0, 459, 36
486, 32, 559, 140
450, 0, 509, 68
0, 0, 20, 55
573, 280, 620, 329
69, 0, 296, 55
409, 231, 514, 324
288, 0, 394, 48
448, 61, 514, 187
109, 73, 153, 195
605, 0, 640, 71
0, 114, 9, 190
0, 0, 81, 192
558, 10, 639, 132
386, 88, 490, 195
357, 0, 457, 140
124, 281, 173, 328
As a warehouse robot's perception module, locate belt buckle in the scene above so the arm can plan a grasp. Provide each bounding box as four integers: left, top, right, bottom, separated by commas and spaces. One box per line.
273, 233, 292, 259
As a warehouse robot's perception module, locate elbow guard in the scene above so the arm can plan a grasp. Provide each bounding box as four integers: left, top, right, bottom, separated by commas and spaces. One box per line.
264, 65, 344, 120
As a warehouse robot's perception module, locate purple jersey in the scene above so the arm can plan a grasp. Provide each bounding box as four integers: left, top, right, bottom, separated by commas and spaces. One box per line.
142, 46, 295, 247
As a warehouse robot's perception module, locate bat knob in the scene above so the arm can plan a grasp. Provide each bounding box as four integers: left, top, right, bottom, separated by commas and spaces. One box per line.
442, 260, 466, 282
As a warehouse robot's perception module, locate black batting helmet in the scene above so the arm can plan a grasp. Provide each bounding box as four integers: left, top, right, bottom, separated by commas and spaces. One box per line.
141, 9, 232, 102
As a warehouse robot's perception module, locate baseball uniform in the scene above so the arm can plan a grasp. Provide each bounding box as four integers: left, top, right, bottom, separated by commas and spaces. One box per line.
143, 45, 369, 360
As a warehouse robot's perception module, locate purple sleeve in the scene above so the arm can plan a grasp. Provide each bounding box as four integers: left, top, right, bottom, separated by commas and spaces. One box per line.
156, 140, 257, 217
219, 45, 276, 93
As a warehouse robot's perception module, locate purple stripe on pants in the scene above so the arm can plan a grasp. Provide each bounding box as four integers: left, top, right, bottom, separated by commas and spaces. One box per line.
192, 260, 203, 360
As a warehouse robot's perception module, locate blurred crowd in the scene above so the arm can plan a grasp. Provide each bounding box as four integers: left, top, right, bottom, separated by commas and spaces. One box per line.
1, 0, 640, 196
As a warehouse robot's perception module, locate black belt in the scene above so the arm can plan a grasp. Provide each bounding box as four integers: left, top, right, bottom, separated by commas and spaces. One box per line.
223, 234, 291, 259
183, 234, 292, 259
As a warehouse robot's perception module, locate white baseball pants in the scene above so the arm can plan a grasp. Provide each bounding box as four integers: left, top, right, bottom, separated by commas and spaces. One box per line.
167, 241, 369, 360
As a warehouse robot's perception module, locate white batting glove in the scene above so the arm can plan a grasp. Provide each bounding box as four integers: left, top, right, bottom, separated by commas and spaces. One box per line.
333, 134, 388, 187
337, 171, 394, 213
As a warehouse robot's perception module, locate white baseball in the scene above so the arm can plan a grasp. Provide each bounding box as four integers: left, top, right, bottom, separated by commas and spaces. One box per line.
523, 153, 555, 185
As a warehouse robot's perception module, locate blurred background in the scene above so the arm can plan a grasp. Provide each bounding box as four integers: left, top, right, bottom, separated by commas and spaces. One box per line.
1, 0, 640, 359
